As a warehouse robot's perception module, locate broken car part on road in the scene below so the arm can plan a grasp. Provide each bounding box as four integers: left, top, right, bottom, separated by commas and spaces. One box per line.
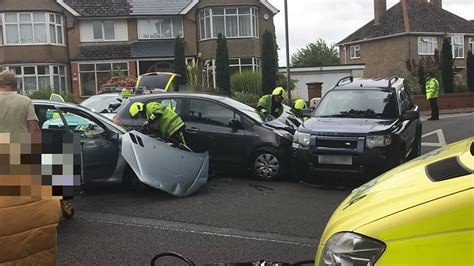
122, 130, 209, 197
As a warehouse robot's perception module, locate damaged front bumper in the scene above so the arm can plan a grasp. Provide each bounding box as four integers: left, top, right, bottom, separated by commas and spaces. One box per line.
122, 131, 209, 197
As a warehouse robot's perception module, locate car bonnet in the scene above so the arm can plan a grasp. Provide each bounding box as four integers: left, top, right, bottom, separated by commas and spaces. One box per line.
319, 137, 474, 245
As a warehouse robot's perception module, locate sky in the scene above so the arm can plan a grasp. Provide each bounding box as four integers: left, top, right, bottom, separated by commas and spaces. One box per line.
268, 0, 474, 67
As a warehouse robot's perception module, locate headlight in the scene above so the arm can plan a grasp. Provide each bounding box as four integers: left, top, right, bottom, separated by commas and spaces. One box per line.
293, 131, 311, 147
366, 135, 392, 149
319, 232, 385, 266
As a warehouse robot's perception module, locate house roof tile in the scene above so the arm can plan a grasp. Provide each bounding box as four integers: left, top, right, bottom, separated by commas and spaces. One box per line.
64, 0, 131, 17
75, 43, 132, 60
339, 1, 474, 45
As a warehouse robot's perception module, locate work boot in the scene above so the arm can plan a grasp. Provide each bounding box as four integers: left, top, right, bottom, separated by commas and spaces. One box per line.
428, 117, 439, 121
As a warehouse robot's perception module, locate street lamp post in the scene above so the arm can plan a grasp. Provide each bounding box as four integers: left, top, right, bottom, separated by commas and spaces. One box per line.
284, 0, 292, 103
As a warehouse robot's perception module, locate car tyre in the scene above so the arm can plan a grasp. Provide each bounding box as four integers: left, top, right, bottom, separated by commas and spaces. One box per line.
251, 148, 284, 181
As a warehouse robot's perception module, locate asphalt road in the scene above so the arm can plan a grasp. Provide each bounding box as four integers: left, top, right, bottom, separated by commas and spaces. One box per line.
57, 112, 473, 265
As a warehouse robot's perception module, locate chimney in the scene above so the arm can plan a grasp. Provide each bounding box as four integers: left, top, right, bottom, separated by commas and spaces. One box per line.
374, 0, 387, 25
430, 0, 442, 8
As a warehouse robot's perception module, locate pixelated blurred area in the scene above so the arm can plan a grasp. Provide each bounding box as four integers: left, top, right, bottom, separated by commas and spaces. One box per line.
0, 132, 82, 200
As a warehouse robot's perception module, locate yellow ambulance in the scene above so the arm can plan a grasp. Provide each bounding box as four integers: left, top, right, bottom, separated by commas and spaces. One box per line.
315, 137, 474, 266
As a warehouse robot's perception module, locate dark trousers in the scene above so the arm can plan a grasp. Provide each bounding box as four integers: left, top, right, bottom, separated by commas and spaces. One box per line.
429, 98, 439, 119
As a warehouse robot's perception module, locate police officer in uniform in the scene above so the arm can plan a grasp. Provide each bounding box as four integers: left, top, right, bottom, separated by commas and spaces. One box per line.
425, 73, 440, 121
256, 87, 286, 119
129, 101, 186, 145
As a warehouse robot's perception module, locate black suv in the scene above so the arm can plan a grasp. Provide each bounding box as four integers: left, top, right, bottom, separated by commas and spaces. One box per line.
292, 76, 422, 179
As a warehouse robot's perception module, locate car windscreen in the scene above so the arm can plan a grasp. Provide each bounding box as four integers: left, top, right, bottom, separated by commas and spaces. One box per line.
314, 89, 398, 119
137, 74, 173, 90
221, 98, 264, 123
80, 94, 123, 113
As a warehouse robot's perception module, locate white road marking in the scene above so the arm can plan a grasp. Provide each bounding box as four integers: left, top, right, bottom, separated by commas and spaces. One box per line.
422, 129, 447, 147
77, 210, 318, 247
421, 112, 473, 121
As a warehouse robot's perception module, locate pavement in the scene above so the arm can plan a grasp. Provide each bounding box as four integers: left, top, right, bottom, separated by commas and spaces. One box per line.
57, 111, 473, 265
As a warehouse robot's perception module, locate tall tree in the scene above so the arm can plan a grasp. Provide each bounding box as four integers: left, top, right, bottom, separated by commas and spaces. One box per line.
467, 50, 474, 92
417, 65, 426, 95
174, 36, 187, 90
261, 31, 277, 95
215, 34, 230, 95
291, 39, 340, 67
440, 37, 454, 93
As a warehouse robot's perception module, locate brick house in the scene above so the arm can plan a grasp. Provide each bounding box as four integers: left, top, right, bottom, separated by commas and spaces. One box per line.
0, 0, 278, 97
337, 0, 474, 81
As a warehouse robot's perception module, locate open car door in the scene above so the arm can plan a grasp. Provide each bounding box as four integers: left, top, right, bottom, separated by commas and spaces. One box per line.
121, 131, 209, 197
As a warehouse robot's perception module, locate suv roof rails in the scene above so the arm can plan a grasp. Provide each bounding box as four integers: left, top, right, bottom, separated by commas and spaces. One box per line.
388, 76, 399, 88
335, 76, 354, 87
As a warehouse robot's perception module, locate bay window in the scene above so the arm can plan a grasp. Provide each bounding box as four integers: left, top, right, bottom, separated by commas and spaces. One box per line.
79, 62, 128, 96
0, 12, 64, 45
229, 58, 261, 75
418, 37, 437, 55
199, 7, 259, 40
2, 65, 67, 94
138, 18, 183, 39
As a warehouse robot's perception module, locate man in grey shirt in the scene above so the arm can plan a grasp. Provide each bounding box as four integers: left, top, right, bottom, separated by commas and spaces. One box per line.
0, 70, 41, 141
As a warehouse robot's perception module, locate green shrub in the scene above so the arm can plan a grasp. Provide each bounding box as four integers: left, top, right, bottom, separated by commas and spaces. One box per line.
230, 71, 262, 95
231, 91, 259, 106
28, 89, 79, 103
453, 83, 469, 93
276, 73, 297, 91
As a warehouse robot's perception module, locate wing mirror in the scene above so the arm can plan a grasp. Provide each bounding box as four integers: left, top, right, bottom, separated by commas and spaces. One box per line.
109, 132, 120, 141
404, 111, 419, 121
229, 118, 241, 129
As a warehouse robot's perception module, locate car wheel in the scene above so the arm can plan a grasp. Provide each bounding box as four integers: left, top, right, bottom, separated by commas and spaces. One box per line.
408, 128, 422, 160
251, 150, 282, 181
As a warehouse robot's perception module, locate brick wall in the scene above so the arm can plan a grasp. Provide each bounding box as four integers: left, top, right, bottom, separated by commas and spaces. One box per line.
415, 92, 474, 111
70, 63, 80, 98
343, 36, 412, 78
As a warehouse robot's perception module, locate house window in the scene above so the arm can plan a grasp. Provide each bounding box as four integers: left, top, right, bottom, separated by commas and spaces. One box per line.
207, 57, 260, 88
79, 62, 128, 96
469, 37, 474, 52
93, 20, 115, 41
1, 65, 67, 94
199, 7, 259, 40
350, 45, 360, 59
138, 18, 183, 39
418, 37, 438, 55
449, 36, 464, 58
229, 58, 261, 75
0, 12, 64, 45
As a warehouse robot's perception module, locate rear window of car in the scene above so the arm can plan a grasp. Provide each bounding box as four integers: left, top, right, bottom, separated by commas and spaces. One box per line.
80, 94, 123, 113
315, 89, 398, 119
137, 74, 173, 90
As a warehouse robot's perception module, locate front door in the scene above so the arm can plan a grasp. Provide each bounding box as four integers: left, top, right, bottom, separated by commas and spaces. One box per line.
398, 88, 418, 156
184, 99, 245, 168
58, 108, 120, 183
